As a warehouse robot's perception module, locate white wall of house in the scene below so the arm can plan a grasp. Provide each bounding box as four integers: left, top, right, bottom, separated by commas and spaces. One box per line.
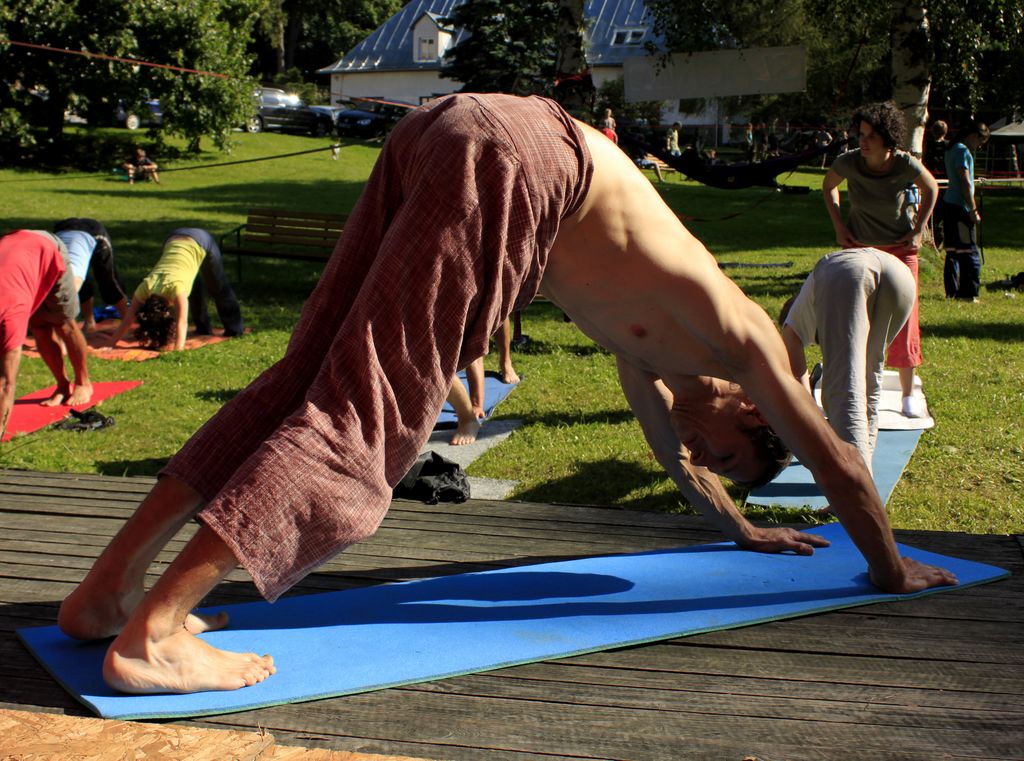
331, 64, 627, 109
328, 65, 730, 142
329, 70, 459, 106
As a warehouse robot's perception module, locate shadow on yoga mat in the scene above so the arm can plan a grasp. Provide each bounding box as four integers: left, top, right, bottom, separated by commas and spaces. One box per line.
434, 369, 517, 429
746, 429, 922, 509
17, 523, 1006, 721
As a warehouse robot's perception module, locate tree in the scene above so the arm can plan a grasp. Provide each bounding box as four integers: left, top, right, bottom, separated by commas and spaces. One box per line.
646, 0, 1024, 153
890, 1, 931, 153
594, 76, 664, 127
551, 0, 594, 118
440, 0, 561, 95
0, 0, 262, 158
252, 0, 402, 81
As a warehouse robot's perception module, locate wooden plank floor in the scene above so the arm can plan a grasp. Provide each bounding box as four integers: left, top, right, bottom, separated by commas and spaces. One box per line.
1, 469, 1022, 760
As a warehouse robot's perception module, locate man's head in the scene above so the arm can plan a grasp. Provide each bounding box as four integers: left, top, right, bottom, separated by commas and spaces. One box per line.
956, 120, 990, 150
135, 295, 174, 348
931, 120, 948, 139
671, 384, 792, 489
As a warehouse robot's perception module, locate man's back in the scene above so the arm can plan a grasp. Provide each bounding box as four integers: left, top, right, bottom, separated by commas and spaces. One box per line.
543, 121, 778, 390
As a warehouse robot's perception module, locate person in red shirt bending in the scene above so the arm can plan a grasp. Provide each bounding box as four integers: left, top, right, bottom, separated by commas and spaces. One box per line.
0, 230, 93, 439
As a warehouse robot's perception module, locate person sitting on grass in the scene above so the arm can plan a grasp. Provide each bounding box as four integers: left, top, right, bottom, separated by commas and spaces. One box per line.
122, 148, 160, 185
53, 218, 130, 333
0, 230, 93, 439
107, 228, 244, 352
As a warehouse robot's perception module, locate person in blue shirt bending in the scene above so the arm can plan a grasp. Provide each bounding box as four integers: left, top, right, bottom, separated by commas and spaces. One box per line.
52, 218, 130, 332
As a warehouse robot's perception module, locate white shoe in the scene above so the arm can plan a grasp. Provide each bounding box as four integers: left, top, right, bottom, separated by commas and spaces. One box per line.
902, 395, 926, 418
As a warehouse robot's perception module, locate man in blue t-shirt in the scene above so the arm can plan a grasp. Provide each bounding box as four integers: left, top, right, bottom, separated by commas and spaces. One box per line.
943, 121, 990, 300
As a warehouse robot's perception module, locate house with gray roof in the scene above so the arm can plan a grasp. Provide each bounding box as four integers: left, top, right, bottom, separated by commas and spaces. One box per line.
318, 0, 678, 118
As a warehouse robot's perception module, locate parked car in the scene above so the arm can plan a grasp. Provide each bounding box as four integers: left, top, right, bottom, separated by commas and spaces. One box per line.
64, 97, 162, 128
118, 100, 162, 130
246, 88, 335, 137
335, 98, 415, 139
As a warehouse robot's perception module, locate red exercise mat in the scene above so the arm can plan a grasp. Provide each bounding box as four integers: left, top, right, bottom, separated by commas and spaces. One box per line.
2, 380, 143, 441
21, 320, 245, 361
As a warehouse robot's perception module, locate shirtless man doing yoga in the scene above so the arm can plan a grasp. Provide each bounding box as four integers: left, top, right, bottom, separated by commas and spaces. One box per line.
59, 94, 956, 696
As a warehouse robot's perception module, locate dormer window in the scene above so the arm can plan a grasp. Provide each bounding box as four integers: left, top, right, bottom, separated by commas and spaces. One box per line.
415, 35, 437, 62
612, 28, 645, 46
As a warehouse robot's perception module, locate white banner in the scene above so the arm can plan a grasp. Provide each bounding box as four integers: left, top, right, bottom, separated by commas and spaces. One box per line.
623, 46, 807, 101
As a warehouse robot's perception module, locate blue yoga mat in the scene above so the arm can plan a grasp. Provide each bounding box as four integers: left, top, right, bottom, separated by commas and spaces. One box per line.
434, 370, 517, 429
746, 429, 922, 509
18, 523, 1006, 721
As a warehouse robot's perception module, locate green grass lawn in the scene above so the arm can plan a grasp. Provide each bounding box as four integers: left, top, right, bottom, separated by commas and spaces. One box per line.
3, 129, 1022, 536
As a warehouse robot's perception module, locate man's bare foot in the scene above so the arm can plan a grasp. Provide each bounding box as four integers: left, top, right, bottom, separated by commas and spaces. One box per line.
59, 574, 228, 641
40, 387, 71, 407
500, 365, 520, 385
450, 417, 481, 446
83, 322, 99, 334
104, 625, 274, 694
66, 383, 93, 406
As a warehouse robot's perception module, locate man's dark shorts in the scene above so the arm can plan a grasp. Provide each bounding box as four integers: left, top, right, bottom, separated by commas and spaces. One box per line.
28, 232, 80, 328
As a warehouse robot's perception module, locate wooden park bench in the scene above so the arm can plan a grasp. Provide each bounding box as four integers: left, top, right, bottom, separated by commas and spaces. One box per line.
644, 153, 676, 175
219, 208, 347, 279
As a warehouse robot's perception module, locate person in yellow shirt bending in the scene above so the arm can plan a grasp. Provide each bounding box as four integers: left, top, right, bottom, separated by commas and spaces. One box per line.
109, 228, 245, 352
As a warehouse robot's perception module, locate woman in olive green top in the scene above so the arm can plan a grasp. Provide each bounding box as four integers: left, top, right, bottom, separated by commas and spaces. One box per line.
822, 101, 938, 419
108, 228, 244, 351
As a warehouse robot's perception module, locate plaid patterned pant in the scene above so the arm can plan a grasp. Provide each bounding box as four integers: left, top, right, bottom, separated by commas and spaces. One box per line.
163, 94, 592, 600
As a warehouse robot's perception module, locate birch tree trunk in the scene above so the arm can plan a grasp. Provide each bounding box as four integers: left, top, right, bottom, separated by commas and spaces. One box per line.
553, 0, 593, 117
891, 0, 931, 156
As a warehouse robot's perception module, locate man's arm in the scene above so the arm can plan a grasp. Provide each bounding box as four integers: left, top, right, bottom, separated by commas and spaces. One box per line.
616, 357, 827, 555
901, 169, 940, 246
780, 325, 810, 395
715, 297, 957, 593
107, 300, 139, 347
173, 293, 189, 351
822, 170, 862, 248
957, 166, 980, 224
1, 347, 22, 440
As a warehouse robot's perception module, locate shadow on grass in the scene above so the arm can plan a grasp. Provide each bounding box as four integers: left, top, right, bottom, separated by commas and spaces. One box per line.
514, 457, 667, 507
195, 388, 243, 404
96, 458, 168, 478
728, 270, 812, 301
923, 320, 1024, 342
525, 409, 636, 428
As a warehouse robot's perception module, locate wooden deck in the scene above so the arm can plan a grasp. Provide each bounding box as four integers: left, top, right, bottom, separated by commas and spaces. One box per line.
1, 469, 1022, 760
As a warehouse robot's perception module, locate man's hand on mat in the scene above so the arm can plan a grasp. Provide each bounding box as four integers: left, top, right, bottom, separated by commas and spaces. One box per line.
738, 527, 830, 555
871, 556, 958, 594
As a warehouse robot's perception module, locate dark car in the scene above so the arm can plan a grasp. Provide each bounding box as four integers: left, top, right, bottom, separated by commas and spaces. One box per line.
335, 98, 415, 139
247, 88, 334, 137
118, 99, 162, 130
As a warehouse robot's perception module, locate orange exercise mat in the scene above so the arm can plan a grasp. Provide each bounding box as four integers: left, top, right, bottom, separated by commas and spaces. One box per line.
21, 320, 245, 361
1, 380, 142, 441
